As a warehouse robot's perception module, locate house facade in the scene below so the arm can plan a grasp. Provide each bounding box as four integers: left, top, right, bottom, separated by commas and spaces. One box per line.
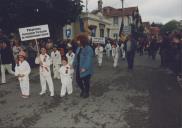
62, 0, 142, 40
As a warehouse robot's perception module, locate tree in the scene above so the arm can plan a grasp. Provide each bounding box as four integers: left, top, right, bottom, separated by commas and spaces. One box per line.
0, 0, 83, 40
161, 20, 179, 33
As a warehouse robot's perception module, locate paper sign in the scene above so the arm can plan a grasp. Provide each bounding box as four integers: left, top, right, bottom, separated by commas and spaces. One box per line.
19, 24, 50, 41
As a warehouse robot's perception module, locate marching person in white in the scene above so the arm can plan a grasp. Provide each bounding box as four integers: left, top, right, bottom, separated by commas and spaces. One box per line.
112, 43, 120, 68
66, 48, 75, 67
15, 51, 31, 98
59, 57, 74, 97
95, 43, 104, 67
35, 47, 54, 97
121, 43, 126, 60
105, 42, 112, 58
51, 45, 61, 79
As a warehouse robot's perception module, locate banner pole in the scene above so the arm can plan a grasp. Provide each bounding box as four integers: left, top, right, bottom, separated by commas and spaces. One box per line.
35, 39, 40, 55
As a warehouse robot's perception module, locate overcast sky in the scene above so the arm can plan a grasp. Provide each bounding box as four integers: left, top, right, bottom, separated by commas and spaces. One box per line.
82, 0, 182, 24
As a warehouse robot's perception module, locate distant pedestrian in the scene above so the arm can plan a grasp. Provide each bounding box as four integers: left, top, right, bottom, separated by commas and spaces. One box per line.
66, 48, 75, 67
126, 35, 137, 70
15, 51, 31, 98
112, 43, 120, 68
105, 42, 112, 59
95, 43, 104, 67
51, 45, 61, 79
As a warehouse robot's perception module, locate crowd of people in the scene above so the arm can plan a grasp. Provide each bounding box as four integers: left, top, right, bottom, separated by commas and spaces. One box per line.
0, 29, 182, 99
136, 30, 182, 81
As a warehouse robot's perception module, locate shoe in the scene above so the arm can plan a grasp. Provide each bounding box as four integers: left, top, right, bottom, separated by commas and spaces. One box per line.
22, 95, 29, 98
0, 82, 6, 85
39, 92, 46, 96
60, 94, 65, 98
50, 93, 54, 97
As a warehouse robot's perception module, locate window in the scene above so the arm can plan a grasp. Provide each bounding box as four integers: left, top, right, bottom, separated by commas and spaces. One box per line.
113, 17, 119, 25
100, 29, 104, 37
113, 33, 118, 40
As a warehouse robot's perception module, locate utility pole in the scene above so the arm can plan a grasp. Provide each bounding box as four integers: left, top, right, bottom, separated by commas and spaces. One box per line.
86, 0, 88, 13
119, 0, 124, 36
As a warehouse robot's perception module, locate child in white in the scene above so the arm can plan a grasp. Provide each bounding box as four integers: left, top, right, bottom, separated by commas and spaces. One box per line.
35, 47, 54, 96
15, 51, 31, 98
112, 44, 120, 68
66, 48, 75, 67
59, 57, 74, 97
95, 43, 104, 67
121, 43, 126, 60
51, 45, 61, 79
105, 42, 112, 58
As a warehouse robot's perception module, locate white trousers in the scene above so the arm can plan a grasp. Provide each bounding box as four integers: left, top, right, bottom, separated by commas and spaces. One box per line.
113, 56, 119, 68
53, 64, 60, 79
106, 50, 110, 58
122, 49, 126, 59
19, 78, 30, 96
97, 56, 103, 66
1, 64, 15, 83
40, 74, 54, 95
60, 77, 73, 97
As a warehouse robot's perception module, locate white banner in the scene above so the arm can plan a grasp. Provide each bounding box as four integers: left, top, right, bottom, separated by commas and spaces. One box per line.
92, 37, 105, 44
19, 24, 50, 41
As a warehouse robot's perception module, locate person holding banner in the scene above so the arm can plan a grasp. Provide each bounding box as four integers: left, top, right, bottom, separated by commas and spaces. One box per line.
15, 51, 31, 98
95, 43, 104, 67
112, 43, 120, 68
35, 47, 54, 97
51, 45, 61, 79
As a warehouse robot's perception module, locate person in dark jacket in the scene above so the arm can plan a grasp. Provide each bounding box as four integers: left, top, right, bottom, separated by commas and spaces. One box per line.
126, 35, 137, 70
0, 41, 15, 84
73, 33, 94, 98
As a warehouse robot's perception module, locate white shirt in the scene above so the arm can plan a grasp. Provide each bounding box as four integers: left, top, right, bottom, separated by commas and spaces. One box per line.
51, 50, 61, 65
112, 46, 120, 58
15, 60, 31, 81
66, 52, 75, 66
95, 46, 104, 58
59, 64, 74, 80
105, 43, 112, 51
35, 54, 51, 76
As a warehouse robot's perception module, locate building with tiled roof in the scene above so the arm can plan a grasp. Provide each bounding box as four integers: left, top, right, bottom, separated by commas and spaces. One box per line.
62, 0, 142, 40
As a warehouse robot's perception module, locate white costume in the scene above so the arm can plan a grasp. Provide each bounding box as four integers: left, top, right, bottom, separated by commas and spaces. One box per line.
121, 43, 126, 59
95, 46, 104, 66
105, 43, 112, 58
59, 64, 74, 97
35, 54, 54, 96
15, 61, 31, 96
112, 46, 120, 68
51, 50, 61, 79
66, 52, 75, 66
1, 64, 15, 83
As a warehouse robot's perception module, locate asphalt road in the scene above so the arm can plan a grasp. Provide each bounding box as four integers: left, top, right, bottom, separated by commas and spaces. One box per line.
0, 54, 181, 128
